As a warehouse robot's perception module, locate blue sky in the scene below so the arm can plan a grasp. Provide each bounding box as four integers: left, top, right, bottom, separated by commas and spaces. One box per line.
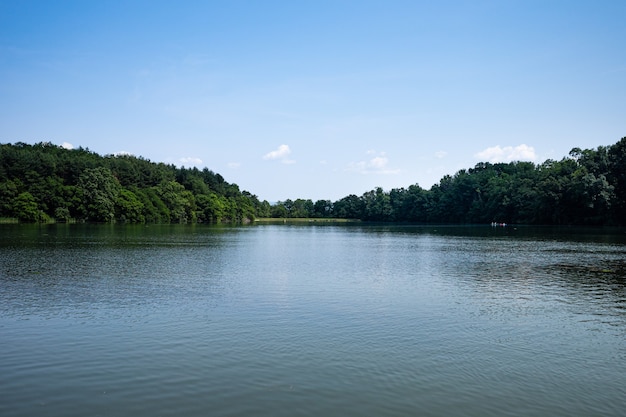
1, 1, 625, 202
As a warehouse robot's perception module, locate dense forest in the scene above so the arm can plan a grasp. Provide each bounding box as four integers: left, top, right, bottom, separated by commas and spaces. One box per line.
1, 137, 625, 225
271, 136, 626, 226
0, 142, 270, 223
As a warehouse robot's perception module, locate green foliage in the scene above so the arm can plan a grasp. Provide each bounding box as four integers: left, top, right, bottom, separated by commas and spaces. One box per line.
196, 192, 226, 223
362, 187, 392, 221
0, 142, 269, 223
607, 137, 626, 220
54, 207, 71, 222
13, 192, 39, 222
268, 137, 626, 226
0, 180, 19, 214
333, 194, 364, 219
3, 138, 626, 225
156, 180, 192, 223
132, 187, 169, 223
270, 203, 289, 218
115, 189, 145, 223
78, 167, 121, 222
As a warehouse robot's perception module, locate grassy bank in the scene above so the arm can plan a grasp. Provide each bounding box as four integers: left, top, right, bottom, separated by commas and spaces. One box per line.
254, 217, 360, 224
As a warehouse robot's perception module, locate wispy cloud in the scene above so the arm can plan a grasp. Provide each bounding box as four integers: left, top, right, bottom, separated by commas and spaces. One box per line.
475, 144, 537, 163
179, 156, 203, 165
346, 150, 400, 175
435, 151, 447, 159
263, 144, 295, 164
228, 162, 241, 169
61, 141, 74, 150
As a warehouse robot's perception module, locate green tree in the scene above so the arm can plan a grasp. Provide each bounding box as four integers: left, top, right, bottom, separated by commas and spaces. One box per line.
78, 167, 121, 222
155, 180, 195, 223
196, 192, 226, 223
0, 180, 19, 217
395, 184, 429, 222
333, 194, 363, 219
13, 192, 40, 222
607, 137, 626, 224
54, 207, 71, 222
132, 187, 168, 223
115, 188, 145, 223
362, 187, 392, 221
313, 199, 333, 218
270, 203, 289, 218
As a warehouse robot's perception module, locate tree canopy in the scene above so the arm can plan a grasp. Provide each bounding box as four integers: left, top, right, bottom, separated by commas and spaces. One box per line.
2, 137, 625, 225
0, 142, 269, 223
270, 137, 626, 226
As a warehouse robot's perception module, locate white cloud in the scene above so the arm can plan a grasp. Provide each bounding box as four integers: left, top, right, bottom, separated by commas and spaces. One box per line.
263, 144, 290, 160
228, 162, 241, 169
263, 144, 295, 164
435, 151, 447, 159
369, 156, 388, 169
347, 151, 400, 175
475, 144, 537, 163
61, 142, 74, 150
179, 156, 203, 165
115, 151, 133, 156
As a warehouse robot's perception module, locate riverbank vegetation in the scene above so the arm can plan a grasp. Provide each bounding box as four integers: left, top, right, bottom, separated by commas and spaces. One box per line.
271, 136, 626, 226
1, 137, 625, 225
0, 142, 270, 223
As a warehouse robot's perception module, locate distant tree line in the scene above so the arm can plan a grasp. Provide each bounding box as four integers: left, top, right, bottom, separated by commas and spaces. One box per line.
270, 137, 626, 226
0, 142, 270, 223
2, 137, 625, 225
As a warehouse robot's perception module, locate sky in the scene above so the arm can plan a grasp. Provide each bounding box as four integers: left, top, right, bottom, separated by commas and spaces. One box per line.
1, 1, 625, 202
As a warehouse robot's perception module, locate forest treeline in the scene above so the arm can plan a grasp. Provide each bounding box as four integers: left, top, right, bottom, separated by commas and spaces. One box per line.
271, 136, 626, 226
0, 142, 271, 223
1, 137, 626, 225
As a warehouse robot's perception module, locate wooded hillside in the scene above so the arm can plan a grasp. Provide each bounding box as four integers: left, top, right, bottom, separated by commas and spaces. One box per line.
2, 137, 625, 225
0, 142, 270, 223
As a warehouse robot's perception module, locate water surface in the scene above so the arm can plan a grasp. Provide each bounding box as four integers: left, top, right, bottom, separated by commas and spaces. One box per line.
1, 224, 625, 416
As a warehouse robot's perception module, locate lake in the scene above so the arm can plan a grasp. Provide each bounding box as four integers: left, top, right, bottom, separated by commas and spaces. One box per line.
1, 224, 625, 417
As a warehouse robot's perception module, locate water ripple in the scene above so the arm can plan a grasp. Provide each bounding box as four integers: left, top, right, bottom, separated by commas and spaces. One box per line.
1, 224, 625, 417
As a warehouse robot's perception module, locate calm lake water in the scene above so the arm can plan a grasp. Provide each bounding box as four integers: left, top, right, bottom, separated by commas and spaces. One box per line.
1, 224, 625, 417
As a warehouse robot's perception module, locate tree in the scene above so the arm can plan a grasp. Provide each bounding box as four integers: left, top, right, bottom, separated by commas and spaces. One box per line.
362, 187, 392, 221
333, 194, 363, 219
13, 192, 40, 222
397, 184, 429, 222
134, 187, 169, 223
0, 180, 19, 217
196, 192, 226, 223
0, 142, 269, 224
155, 180, 195, 223
608, 137, 626, 224
313, 199, 333, 218
115, 188, 145, 223
78, 167, 120, 222
270, 203, 288, 218
54, 207, 71, 222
